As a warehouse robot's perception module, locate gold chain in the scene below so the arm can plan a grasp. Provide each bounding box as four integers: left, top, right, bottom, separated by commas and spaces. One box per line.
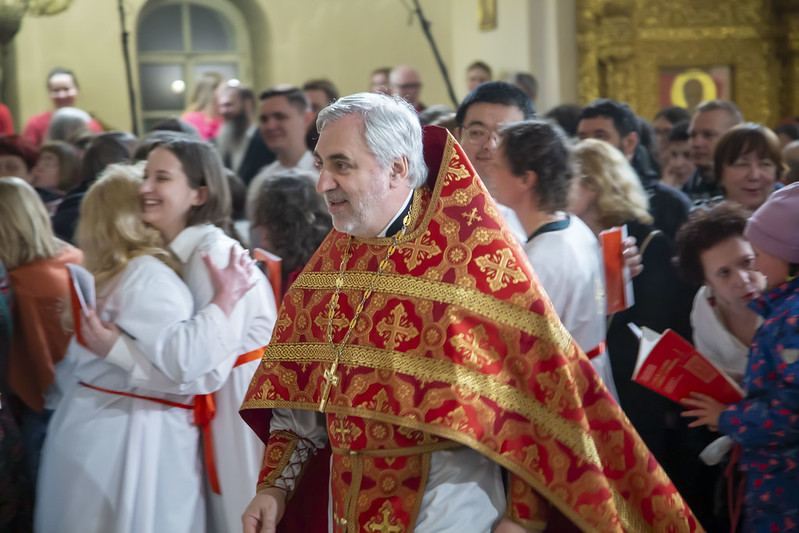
319, 214, 410, 411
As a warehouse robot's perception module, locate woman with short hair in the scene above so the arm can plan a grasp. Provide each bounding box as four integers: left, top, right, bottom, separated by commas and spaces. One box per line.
30, 141, 81, 214
713, 123, 785, 211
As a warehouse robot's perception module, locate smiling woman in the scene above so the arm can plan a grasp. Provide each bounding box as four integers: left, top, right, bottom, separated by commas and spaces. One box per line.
714, 123, 784, 212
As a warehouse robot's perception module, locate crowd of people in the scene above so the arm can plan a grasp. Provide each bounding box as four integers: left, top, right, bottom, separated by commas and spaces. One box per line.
0, 60, 797, 533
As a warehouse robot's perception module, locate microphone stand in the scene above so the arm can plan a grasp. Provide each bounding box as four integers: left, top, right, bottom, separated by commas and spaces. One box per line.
118, 0, 139, 135
411, 0, 459, 108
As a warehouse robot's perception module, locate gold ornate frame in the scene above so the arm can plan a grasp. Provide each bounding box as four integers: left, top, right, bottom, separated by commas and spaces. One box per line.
577, 0, 799, 124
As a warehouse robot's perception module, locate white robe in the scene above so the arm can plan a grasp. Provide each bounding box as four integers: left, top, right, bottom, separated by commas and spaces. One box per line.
524, 215, 619, 401
35, 256, 204, 533
107, 224, 277, 533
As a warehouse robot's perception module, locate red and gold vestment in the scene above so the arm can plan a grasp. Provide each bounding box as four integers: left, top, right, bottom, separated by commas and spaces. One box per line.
241, 126, 702, 533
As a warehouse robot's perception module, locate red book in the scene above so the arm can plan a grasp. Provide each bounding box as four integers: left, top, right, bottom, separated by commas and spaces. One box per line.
600, 225, 634, 314
630, 324, 744, 406
253, 248, 282, 303
66, 263, 95, 348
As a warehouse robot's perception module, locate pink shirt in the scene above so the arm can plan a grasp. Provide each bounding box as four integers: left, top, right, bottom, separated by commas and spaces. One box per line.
180, 111, 222, 140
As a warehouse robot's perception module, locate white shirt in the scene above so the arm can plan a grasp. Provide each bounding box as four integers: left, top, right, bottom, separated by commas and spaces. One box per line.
524, 215, 619, 400
498, 202, 527, 243
690, 285, 759, 384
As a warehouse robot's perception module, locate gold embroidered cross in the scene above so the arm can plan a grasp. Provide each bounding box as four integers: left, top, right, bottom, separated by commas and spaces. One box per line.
462, 207, 482, 226
331, 419, 353, 444
366, 506, 402, 533
376, 304, 419, 351
401, 233, 441, 270
475, 248, 528, 291
319, 361, 340, 411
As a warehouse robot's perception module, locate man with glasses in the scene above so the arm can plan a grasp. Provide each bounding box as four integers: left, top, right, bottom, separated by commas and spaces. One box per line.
455, 81, 536, 242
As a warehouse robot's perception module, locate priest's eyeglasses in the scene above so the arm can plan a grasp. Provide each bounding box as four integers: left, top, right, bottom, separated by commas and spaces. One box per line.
461, 126, 501, 146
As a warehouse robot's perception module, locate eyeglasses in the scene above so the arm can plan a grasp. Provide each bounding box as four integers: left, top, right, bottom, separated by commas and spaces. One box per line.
461, 126, 501, 146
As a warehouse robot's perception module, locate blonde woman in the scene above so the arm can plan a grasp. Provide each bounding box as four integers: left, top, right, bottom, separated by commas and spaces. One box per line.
0, 177, 82, 486
571, 138, 709, 526
181, 72, 225, 140
35, 165, 204, 533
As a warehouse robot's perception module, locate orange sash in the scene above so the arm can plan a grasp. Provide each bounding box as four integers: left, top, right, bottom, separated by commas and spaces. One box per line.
82, 345, 266, 495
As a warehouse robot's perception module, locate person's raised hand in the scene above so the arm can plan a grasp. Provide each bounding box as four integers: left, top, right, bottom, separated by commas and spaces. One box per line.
203, 246, 257, 318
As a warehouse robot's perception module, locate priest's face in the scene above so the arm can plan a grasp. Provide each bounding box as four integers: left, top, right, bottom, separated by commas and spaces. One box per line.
314, 115, 393, 237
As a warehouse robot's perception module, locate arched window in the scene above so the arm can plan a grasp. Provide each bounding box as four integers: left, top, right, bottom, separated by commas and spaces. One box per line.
136, 0, 251, 132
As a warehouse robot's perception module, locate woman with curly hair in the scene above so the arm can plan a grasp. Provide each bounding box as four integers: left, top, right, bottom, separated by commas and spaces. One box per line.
570, 138, 710, 527
250, 171, 333, 292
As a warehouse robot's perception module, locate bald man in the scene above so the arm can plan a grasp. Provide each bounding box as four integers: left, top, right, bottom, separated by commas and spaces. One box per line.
390, 65, 425, 113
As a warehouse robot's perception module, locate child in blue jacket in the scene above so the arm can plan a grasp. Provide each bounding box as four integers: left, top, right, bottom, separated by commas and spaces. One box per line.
683, 182, 799, 533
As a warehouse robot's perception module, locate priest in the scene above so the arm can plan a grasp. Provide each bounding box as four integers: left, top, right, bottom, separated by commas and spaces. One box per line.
240, 92, 700, 533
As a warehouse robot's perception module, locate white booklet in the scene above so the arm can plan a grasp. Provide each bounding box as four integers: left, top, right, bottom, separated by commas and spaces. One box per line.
66, 263, 95, 316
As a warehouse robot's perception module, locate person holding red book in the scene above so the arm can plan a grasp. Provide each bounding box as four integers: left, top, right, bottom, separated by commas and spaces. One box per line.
684, 182, 799, 533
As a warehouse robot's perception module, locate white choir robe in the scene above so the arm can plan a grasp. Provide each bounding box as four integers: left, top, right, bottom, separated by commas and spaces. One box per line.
497, 202, 527, 244
105, 224, 278, 533
523, 215, 619, 401
35, 256, 205, 533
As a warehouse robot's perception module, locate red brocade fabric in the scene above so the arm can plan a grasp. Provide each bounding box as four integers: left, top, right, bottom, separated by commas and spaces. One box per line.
241, 126, 702, 532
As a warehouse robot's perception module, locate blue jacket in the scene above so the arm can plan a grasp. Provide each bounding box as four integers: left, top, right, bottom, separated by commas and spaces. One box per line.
718, 276, 799, 531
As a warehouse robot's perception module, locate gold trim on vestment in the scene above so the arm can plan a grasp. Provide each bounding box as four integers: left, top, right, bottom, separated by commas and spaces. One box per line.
260, 343, 599, 464
291, 272, 573, 352
330, 440, 460, 457
248, 396, 650, 533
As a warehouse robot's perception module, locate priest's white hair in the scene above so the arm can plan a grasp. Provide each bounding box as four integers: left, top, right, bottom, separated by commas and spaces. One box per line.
317, 92, 428, 189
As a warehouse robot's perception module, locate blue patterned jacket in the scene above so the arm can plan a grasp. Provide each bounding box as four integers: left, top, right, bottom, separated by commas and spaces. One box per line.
718, 276, 799, 530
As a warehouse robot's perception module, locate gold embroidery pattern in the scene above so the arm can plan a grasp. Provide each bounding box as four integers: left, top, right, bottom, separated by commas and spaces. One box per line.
449, 324, 500, 370
400, 230, 442, 270
292, 272, 572, 352
475, 248, 529, 292
462, 207, 483, 226
257, 342, 603, 469
375, 304, 419, 351
365, 502, 403, 533
242, 131, 697, 533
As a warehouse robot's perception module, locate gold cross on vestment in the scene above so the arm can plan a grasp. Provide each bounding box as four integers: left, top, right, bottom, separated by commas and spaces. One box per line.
475, 248, 528, 291
366, 507, 402, 533
319, 361, 340, 411
376, 304, 419, 351
462, 207, 483, 226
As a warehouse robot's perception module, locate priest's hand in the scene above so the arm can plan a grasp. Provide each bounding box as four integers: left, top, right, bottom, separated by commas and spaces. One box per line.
494, 517, 542, 533
81, 308, 121, 358
204, 246, 257, 318
242, 487, 286, 533
681, 392, 727, 431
